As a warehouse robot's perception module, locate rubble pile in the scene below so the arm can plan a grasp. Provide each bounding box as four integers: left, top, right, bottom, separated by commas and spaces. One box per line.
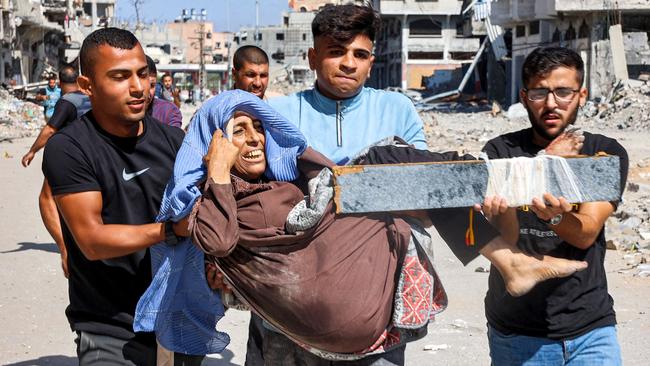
267, 78, 312, 97
421, 110, 527, 154
0, 88, 45, 141
267, 69, 314, 97
419, 77, 650, 153
581, 79, 650, 132
606, 157, 650, 275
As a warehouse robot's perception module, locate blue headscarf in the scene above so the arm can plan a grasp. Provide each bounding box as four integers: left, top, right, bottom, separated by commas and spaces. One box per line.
134, 90, 307, 355
158, 89, 308, 222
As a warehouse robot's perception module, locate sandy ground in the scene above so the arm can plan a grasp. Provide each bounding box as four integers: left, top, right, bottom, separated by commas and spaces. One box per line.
0, 127, 648, 365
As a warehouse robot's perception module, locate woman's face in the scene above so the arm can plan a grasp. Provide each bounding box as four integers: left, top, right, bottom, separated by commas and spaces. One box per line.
230, 111, 266, 180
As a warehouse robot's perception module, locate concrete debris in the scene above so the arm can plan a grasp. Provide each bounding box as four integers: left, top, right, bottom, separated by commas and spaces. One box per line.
491, 101, 502, 117
606, 240, 619, 250
638, 264, 650, 272
506, 103, 528, 120
267, 80, 311, 97
416, 100, 491, 114
266, 68, 314, 97
451, 319, 469, 329
423, 344, 450, 352
386, 87, 423, 103
624, 253, 644, 266
580, 79, 650, 132
0, 88, 45, 142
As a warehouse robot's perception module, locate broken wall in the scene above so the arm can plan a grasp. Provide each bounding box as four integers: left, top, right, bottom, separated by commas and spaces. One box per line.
624, 32, 650, 79
412, 64, 461, 90
589, 31, 650, 99
590, 39, 616, 100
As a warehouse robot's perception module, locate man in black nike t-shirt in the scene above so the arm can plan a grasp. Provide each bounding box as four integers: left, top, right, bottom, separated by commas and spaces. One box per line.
42, 28, 203, 365
481, 47, 628, 365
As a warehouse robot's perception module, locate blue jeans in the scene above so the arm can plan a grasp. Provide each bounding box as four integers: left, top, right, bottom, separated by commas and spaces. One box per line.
488, 325, 621, 366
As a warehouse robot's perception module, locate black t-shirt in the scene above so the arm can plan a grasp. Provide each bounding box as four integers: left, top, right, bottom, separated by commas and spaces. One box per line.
481, 128, 629, 340
42, 112, 183, 339
47, 98, 77, 130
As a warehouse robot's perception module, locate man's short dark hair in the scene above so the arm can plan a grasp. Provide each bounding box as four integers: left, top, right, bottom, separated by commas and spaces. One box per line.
233, 46, 269, 70
312, 4, 380, 44
47, 73, 57, 81
162, 73, 172, 80
522, 47, 584, 87
80, 27, 140, 77
58, 64, 79, 84
146, 55, 157, 74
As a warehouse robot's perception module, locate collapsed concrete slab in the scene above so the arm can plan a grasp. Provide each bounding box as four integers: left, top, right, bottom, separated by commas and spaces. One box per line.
333, 155, 621, 214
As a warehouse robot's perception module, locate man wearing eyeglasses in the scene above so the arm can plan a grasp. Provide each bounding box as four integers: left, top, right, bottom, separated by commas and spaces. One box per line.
480, 47, 628, 365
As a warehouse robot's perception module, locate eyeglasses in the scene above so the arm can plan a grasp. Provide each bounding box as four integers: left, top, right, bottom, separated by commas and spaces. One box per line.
524, 88, 580, 103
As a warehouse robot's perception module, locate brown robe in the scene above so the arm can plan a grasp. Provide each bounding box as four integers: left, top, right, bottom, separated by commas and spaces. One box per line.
188, 148, 413, 353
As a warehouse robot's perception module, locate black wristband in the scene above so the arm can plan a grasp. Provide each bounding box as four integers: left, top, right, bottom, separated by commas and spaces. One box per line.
164, 221, 180, 245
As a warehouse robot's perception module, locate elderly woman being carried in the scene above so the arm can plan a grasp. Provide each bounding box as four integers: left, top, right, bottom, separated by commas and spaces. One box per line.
166, 91, 587, 356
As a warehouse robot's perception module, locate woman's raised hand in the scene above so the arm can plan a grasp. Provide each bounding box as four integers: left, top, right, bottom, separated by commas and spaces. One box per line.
204, 129, 242, 184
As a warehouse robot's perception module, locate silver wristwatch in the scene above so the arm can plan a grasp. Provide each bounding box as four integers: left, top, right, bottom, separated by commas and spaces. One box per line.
543, 213, 563, 226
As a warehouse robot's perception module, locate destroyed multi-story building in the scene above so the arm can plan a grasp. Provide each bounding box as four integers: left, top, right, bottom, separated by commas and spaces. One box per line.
235, 10, 316, 83
166, 9, 221, 65
132, 22, 186, 65
139, 9, 233, 98
130, 9, 234, 66
1, 0, 115, 86
236, 11, 313, 66
487, 0, 650, 104
369, 0, 482, 91
288, 0, 364, 12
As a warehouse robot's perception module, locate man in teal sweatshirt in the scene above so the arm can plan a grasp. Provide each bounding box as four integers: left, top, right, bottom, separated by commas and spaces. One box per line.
269, 5, 426, 165
261, 4, 425, 366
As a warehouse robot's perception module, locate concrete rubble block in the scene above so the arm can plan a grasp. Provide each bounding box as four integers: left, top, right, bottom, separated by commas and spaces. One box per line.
506, 103, 528, 120
627, 182, 640, 192
606, 240, 619, 250
609, 25, 629, 81
333, 155, 621, 214
624, 252, 644, 266
423, 344, 450, 352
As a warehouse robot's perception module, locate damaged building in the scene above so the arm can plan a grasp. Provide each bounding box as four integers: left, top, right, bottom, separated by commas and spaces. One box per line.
235, 10, 316, 84
1, 0, 65, 85
235, 1, 367, 85
1, 0, 115, 86
488, 0, 650, 105
369, 0, 482, 91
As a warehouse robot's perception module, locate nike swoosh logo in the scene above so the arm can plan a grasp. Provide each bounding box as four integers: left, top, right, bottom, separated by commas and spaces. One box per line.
122, 167, 150, 181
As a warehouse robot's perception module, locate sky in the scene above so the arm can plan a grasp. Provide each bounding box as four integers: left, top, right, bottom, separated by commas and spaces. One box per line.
115, 0, 291, 32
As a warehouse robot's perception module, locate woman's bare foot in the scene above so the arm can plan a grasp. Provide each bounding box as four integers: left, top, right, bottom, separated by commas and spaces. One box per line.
501, 252, 588, 297
480, 237, 588, 297
543, 127, 585, 156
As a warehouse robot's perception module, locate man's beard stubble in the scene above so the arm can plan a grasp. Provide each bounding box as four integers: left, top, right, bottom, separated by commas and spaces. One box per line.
526, 105, 579, 141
